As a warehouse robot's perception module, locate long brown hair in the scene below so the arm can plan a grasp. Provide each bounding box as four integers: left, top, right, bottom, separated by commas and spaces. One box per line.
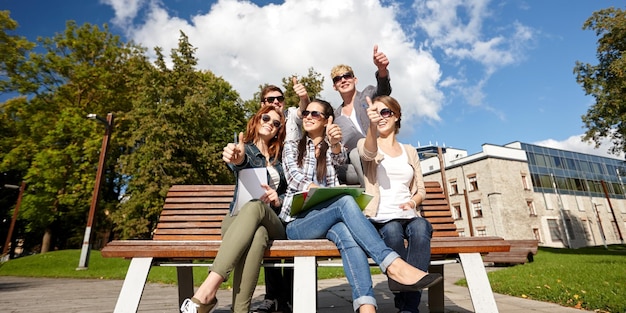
297, 99, 335, 179
243, 106, 286, 165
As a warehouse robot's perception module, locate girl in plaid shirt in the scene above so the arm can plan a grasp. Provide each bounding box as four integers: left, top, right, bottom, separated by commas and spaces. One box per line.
279, 99, 442, 313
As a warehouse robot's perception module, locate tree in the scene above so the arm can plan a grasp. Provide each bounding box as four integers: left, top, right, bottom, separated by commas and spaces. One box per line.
575, 7, 626, 156
113, 32, 246, 238
0, 10, 35, 93
0, 19, 148, 253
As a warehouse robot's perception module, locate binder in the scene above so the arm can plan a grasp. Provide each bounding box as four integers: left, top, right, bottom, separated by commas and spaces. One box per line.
290, 186, 373, 216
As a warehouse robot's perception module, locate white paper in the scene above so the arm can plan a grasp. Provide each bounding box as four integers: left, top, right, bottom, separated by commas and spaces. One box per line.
232, 168, 268, 215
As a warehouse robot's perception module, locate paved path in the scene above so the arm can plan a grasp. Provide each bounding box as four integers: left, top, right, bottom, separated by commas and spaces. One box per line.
0, 262, 590, 312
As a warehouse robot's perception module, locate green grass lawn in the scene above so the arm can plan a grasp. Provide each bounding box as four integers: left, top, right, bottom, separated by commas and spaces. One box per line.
1, 246, 625, 312
481, 245, 626, 313
0, 249, 358, 288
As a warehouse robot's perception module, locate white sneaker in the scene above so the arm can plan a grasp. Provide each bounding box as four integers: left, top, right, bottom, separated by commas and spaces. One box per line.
180, 299, 199, 313
180, 297, 218, 313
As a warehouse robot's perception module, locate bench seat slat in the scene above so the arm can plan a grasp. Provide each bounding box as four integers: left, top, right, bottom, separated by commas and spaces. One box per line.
101, 237, 509, 259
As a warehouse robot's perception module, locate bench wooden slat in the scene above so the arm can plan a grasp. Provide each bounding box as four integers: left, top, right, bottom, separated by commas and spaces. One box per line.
165, 197, 234, 203
101, 236, 509, 259
158, 215, 225, 222
482, 239, 539, 265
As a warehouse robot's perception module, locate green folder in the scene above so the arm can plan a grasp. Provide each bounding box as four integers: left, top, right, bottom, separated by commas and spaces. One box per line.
290, 187, 373, 216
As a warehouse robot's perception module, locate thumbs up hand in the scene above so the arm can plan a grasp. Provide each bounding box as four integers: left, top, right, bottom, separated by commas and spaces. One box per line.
293, 77, 308, 100
373, 44, 389, 76
293, 77, 311, 115
223, 132, 245, 165
366, 96, 382, 126
325, 115, 342, 147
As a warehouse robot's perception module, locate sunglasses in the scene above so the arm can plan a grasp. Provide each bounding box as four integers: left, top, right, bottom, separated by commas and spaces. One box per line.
263, 96, 285, 103
332, 72, 354, 84
302, 110, 325, 119
380, 108, 394, 118
261, 114, 282, 128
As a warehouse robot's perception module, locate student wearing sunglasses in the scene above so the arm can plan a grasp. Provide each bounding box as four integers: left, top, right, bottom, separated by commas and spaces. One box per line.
181, 106, 287, 313
254, 81, 310, 313
260, 78, 310, 143
278, 99, 442, 313
331, 44, 392, 186
358, 95, 433, 313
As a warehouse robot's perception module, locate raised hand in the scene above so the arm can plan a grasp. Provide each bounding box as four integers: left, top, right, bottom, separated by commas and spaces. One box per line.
293, 77, 308, 100
325, 115, 342, 146
223, 132, 245, 165
373, 44, 389, 72
366, 96, 382, 126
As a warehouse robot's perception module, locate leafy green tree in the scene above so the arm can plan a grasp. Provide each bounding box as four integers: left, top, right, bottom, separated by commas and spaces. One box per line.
0, 10, 35, 93
113, 32, 246, 238
0, 19, 148, 253
575, 7, 626, 156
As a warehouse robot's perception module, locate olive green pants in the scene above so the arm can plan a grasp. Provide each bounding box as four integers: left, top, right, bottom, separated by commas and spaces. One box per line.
211, 200, 286, 313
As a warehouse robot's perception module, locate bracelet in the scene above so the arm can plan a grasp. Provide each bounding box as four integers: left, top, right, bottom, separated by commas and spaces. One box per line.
331, 141, 342, 149
409, 199, 417, 209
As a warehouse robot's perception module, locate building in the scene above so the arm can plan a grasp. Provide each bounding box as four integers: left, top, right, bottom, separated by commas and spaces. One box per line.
418, 141, 626, 248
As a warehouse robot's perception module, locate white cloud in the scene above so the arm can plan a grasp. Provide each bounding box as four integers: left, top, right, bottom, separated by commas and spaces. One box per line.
100, 0, 147, 28
103, 0, 445, 130
534, 135, 624, 160
101, 0, 542, 141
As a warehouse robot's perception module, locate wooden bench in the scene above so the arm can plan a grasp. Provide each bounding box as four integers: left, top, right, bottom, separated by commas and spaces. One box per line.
482, 239, 539, 265
101, 181, 510, 313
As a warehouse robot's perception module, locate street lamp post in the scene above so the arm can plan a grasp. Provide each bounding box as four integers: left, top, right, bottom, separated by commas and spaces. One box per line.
77, 113, 113, 270
1, 182, 25, 261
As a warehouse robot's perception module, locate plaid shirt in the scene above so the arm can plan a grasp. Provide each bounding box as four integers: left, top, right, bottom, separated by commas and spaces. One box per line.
279, 137, 346, 222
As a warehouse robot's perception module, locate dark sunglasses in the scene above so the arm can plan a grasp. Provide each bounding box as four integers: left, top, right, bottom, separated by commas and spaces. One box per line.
261, 114, 282, 128
380, 108, 394, 118
302, 110, 325, 119
332, 72, 354, 84
263, 96, 285, 103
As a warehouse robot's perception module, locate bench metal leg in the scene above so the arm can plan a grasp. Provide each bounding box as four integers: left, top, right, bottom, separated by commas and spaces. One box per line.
458, 253, 499, 313
428, 263, 445, 313
176, 266, 194, 308
113, 257, 153, 313
292, 256, 317, 313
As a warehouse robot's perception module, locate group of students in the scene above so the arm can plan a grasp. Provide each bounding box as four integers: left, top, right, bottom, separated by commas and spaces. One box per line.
180, 45, 441, 313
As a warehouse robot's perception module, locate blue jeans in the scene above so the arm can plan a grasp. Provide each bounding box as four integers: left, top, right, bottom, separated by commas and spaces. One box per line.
286, 195, 400, 312
373, 218, 433, 313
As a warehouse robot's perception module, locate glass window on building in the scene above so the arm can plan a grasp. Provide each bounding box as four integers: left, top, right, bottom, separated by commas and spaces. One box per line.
476, 226, 487, 237
452, 203, 462, 220
521, 173, 530, 190
449, 179, 458, 195
526, 199, 536, 216
468, 174, 478, 191
583, 220, 592, 242
533, 228, 541, 242
547, 218, 562, 242
471, 201, 483, 217
565, 218, 576, 240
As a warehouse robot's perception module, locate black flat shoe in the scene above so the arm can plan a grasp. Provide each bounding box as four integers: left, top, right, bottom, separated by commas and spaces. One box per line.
388, 273, 443, 292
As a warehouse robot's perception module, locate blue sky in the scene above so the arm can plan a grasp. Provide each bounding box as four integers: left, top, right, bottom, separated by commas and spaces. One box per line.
3, 0, 624, 159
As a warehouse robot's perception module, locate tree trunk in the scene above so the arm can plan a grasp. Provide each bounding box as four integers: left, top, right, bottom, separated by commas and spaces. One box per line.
40, 227, 52, 253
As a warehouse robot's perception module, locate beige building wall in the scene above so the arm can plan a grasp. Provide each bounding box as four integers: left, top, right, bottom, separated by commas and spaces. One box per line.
420, 144, 626, 248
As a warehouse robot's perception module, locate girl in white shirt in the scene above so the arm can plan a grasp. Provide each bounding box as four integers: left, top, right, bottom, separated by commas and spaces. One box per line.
358, 95, 433, 313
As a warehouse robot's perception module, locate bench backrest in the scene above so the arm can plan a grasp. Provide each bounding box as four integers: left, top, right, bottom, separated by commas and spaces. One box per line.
153, 181, 458, 241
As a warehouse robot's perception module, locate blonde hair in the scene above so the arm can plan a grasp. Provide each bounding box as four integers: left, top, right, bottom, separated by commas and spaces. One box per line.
330, 64, 353, 79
